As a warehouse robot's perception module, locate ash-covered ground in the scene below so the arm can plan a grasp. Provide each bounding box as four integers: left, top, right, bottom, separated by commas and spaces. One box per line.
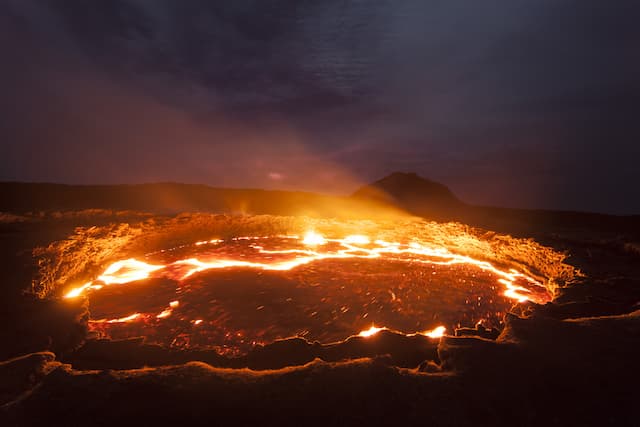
1, 209, 639, 426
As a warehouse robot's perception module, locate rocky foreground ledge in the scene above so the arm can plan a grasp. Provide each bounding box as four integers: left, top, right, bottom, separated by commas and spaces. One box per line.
2, 308, 639, 426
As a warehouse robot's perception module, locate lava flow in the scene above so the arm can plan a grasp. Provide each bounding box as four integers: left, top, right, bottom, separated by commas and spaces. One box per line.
65, 231, 551, 355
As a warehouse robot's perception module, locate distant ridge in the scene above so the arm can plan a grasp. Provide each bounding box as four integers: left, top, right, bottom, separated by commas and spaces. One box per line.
352, 172, 639, 235
0, 176, 638, 235
0, 181, 404, 220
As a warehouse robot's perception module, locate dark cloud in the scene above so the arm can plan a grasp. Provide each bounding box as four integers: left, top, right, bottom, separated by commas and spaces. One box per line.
1, 0, 639, 213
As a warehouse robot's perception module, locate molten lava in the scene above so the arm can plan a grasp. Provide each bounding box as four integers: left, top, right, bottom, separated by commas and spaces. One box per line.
358, 326, 386, 337
64, 232, 551, 355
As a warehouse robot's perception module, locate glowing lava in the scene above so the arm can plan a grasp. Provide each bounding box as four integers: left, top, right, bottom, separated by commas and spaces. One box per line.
97, 259, 164, 285
423, 325, 446, 339
65, 231, 551, 355
67, 233, 542, 303
359, 326, 386, 337
91, 313, 142, 324
302, 231, 327, 246
358, 325, 447, 339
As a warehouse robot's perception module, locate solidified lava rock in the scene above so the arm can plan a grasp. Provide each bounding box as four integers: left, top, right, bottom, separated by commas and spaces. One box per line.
0, 296, 88, 360
64, 329, 440, 371
0, 351, 59, 408
4, 310, 639, 426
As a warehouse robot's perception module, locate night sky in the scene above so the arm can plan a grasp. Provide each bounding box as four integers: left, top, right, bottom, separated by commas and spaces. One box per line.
1, 1, 639, 214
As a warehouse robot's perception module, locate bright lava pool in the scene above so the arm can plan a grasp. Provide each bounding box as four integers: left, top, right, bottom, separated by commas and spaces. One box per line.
65, 232, 551, 355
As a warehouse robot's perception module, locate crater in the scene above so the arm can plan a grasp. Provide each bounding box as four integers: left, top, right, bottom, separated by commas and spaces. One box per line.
62, 230, 555, 356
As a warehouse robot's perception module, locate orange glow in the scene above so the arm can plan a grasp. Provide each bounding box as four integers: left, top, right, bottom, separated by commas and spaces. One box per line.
422, 325, 446, 338
97, 258, 164, 285
66, 232, 551, 343
156, 300, 180, 319
64, 233, 544, 307
64, 282, 92, 298
358, 326, 385, 337
65, 259, 164, 298
156, 309, 172, 319
64, 281, 104, 298
195, 239, 223, 246
302, 231, 327, 246
343, 234, 371, 245
90, 313, 141, 324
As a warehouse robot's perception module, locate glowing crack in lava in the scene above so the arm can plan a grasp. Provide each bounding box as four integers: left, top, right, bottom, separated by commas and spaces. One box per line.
65, 232, 551, 355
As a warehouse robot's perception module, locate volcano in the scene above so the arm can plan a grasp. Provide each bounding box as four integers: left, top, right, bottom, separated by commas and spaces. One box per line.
0, 178, 638, 426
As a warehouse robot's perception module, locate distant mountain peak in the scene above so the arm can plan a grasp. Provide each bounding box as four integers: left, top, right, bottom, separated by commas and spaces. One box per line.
351, 172, 464, 216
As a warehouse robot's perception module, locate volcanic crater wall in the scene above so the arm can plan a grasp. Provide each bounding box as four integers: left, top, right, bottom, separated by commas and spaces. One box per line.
31, 213, 579, 300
